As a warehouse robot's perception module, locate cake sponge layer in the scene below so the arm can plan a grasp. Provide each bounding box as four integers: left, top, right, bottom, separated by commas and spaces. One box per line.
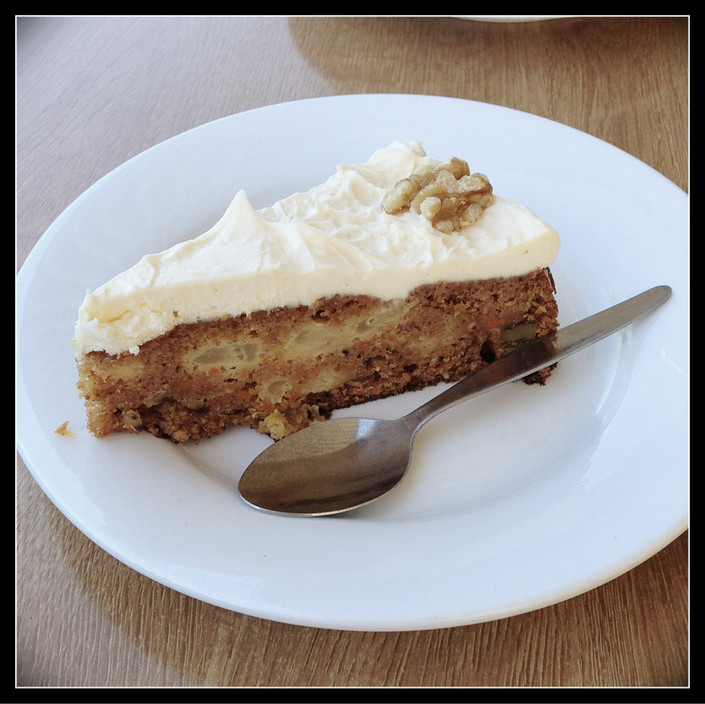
76, 269, 558, 442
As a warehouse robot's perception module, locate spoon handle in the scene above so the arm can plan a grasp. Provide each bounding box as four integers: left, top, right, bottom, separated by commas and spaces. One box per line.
402, 285, 672, 432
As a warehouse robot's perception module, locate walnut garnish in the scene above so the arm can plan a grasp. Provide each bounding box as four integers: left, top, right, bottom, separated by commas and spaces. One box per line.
382, 157, 493, 233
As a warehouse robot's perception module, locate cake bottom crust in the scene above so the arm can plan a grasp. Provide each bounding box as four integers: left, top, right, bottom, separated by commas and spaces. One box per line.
76, 269, 558, 443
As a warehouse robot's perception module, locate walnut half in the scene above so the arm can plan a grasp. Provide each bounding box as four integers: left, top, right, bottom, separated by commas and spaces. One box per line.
382, 157, 493, 233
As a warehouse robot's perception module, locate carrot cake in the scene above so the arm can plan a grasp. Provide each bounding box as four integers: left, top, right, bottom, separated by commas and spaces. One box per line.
73, 141, 560, 442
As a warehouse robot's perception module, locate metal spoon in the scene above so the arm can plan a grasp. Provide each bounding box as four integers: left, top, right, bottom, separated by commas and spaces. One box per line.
238, 285, 671, 517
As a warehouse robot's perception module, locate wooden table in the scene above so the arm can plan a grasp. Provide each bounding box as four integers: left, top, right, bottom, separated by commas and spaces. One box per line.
17, 16, 689, 688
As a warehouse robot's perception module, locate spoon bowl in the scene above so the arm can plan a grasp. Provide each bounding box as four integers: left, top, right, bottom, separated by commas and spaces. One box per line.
238, 286, 671, 517
239, 417, 415, 515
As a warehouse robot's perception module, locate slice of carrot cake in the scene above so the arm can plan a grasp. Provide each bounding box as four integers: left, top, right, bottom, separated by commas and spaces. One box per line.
73, 141, 560, 442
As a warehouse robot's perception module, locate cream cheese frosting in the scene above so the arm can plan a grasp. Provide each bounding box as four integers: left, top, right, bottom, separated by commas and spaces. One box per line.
73, 141, 560, 357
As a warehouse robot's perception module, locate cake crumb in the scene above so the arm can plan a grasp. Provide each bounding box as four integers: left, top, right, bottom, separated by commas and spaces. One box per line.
54, 421, 75, 437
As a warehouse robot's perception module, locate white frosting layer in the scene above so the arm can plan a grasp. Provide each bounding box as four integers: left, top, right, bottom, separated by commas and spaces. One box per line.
74, 141, 560, 356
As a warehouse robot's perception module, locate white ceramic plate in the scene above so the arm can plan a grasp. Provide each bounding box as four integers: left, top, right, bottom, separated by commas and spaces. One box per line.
459, 16, 572, 22
17, 95, 688, 631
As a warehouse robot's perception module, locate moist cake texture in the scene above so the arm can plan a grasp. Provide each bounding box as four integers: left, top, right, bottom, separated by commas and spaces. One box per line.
74, 141, 560, 442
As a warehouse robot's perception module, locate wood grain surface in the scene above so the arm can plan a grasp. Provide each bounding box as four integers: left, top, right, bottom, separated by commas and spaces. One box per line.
17, 15, 689, 688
